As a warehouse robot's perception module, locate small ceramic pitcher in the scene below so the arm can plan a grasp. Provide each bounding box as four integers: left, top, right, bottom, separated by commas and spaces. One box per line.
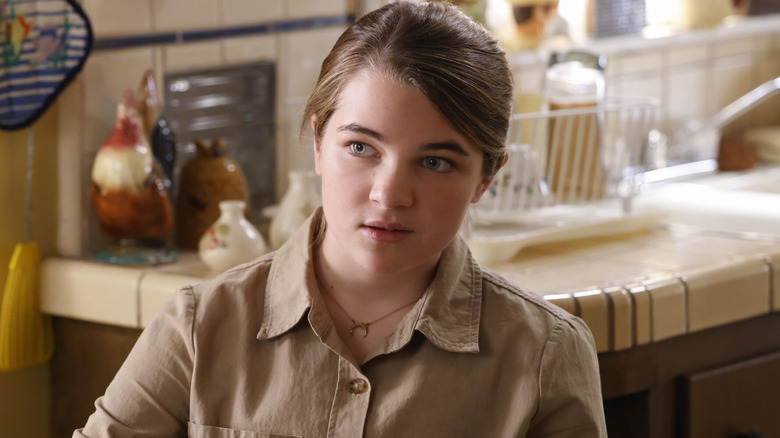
269, 170, 321, 250
199, 200, 267, 272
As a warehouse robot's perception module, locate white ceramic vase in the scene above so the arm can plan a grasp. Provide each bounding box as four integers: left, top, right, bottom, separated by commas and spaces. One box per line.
269, 170, 321, 249
199, 200, 267, 272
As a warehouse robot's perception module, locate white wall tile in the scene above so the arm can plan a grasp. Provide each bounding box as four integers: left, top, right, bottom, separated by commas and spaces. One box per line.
153, 0, 221, 31
276, 26, 344, 192
82, 0, 153, 37
666, 65, 708, 131
710, 53, 756, 132
222, 0, 284, 26
713, 36, 756, 58
667, 43, 708, 67
621, 70, 666, 134
56, 77, 87, 257
752, 34, 772, 53
82, 48, 157, 154
361, 0, 389, 15
285, 0, 351, 19
278, 27, 344, 101
163, 41, 223, 72
754, 35, 780, 126
611, 50, 663, 76
223, 35, 277, 63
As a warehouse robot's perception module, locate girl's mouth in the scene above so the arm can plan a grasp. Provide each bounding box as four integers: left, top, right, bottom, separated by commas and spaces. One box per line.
364, 220, 411, 232
362, 221, 412, 242
368, 225, 407, 232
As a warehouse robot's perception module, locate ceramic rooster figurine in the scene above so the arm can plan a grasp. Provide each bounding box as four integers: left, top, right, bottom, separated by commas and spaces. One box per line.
89, 90, 174, 245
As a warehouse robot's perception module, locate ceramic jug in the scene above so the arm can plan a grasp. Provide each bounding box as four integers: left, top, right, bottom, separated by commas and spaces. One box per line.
269, 170, 321, 250
199, 200, 267, 272
176, 138, 250, 250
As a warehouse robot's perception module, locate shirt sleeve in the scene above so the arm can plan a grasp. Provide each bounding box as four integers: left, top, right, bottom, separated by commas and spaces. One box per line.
529, 316, 607, 438
73, 287, 196, 438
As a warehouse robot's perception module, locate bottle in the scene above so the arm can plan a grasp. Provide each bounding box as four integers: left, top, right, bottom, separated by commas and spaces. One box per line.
198, 200, 267, 273
269, 170, 321, 250
150, 116, 176, 192
543, 50, 607, 201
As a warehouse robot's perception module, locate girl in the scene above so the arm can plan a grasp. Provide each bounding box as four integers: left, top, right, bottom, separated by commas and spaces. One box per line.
76, 2, 606, 437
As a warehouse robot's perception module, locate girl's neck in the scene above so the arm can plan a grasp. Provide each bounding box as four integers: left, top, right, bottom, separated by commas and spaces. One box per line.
312, 240, 437, 314
313, 238, 438, 364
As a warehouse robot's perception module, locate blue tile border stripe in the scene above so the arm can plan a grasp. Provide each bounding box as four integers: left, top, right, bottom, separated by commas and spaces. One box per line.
93, 14, 354, 51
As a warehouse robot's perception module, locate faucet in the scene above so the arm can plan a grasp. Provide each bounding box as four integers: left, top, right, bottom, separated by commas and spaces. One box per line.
699, 76, 780, 133
666, 76, 780, 174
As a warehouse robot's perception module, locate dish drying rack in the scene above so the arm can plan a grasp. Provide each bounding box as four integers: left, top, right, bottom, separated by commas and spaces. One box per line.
467, 97, 661, 263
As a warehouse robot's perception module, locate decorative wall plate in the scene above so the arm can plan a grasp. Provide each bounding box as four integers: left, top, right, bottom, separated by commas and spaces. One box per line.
1, 0, 92, 130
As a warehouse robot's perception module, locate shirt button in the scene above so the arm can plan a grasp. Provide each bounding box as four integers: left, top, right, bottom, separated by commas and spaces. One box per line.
348, 378, 368, 394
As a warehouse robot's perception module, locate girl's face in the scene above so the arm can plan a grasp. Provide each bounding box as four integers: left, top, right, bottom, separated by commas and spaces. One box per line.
314, 70, 495, 277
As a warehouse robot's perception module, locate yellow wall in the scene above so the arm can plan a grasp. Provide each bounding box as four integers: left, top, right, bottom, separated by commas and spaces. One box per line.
0, 106, 59, 438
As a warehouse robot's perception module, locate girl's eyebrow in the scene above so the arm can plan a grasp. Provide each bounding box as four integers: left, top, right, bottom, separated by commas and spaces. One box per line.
337, 123, 383, 141
420, 142, 470, 157
337, 123, 469, 157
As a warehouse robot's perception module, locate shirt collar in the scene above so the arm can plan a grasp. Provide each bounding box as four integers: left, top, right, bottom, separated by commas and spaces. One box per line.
257, 208, 482, 354
256, 209, 321, 340
410, 235, 482, 353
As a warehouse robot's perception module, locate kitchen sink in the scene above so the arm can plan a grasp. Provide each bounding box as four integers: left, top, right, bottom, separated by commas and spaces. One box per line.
692, 165, 780, 195
634, 163, 780, 235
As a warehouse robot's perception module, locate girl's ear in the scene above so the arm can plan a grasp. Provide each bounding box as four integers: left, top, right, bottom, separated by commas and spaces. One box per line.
471, 154, 508, 203
312, 115, 322, 176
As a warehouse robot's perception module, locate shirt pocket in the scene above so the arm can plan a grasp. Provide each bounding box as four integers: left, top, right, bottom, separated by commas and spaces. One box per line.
187, 422, 302, 438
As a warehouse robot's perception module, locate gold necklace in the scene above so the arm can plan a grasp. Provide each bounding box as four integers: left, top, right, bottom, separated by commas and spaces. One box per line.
316, 276, 418, 338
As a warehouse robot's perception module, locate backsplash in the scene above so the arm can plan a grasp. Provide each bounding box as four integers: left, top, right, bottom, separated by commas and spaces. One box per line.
54, 1, 780, 258
162, 62, 277, 222
509, 15, 780, 166
56, 0, 354, 257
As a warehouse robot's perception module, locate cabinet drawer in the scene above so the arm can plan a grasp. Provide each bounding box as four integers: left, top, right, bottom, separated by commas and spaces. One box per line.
685, 350, 780, 438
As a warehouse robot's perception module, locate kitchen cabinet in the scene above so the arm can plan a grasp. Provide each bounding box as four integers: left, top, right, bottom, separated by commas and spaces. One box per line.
601, 313, 780, 438
684, 350, 780, 438
50, 318, 141, 438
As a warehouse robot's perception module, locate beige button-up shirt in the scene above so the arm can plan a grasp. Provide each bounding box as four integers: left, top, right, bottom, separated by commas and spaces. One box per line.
76, 210, 606, 437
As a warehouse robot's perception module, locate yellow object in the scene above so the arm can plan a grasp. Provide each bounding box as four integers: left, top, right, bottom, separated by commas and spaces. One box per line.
0, 129, 53, 371
0, 241, 53, 371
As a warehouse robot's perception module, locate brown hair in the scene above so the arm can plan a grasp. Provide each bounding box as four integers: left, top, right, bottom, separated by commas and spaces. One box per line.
302, 1, 513, 176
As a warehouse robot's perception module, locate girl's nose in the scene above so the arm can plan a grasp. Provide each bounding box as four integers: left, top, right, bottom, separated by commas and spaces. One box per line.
369, 162, 414, 209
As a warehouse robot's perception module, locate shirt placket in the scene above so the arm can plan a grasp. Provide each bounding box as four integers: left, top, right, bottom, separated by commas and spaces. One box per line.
327, 356, 371, 438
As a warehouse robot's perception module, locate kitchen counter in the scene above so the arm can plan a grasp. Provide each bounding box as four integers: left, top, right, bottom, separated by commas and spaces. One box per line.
40, 252, 211, 329
40, 223, 780, 354
40, 217, 780, 438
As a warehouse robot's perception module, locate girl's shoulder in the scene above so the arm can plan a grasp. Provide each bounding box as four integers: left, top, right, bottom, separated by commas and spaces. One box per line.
478, 264, 587, 333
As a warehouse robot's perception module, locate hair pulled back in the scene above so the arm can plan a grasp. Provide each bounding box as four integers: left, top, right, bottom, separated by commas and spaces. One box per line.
303, 1, 513, 176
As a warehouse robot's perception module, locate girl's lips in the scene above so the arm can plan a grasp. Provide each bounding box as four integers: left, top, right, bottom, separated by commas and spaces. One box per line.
363, 221, 411, 232
361, 221, 412, 243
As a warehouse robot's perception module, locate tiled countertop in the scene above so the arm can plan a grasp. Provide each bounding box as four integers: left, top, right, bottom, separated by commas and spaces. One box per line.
40, 252, 212, 329
40, 225, 780, 353
485, 224, 780, 352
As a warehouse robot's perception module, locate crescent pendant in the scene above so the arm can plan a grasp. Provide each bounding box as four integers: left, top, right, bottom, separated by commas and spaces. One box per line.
349, 322, 369, 337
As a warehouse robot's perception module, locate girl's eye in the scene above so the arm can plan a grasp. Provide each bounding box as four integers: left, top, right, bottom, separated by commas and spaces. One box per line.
422, 157, 453, 172
349, 142, 373, 157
